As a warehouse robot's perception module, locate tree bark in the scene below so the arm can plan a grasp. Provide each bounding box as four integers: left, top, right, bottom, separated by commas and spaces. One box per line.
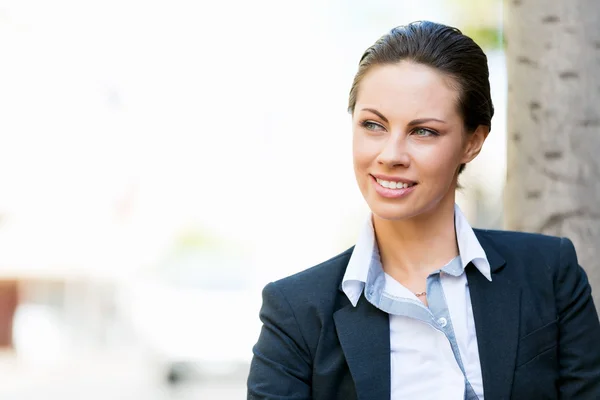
504, 0, 600, 305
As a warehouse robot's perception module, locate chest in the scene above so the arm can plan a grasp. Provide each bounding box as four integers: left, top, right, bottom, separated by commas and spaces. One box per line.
385, 272, 484, 399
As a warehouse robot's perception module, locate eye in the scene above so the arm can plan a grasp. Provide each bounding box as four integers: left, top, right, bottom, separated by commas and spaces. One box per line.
412, 127, 439, 137
360, 120, 385, 132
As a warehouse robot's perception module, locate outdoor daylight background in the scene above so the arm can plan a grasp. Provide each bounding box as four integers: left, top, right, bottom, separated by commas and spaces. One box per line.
0, 0, 507, 398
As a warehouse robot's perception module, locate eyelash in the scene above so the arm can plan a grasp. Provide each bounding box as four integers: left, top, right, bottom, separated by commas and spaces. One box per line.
413, 127, 439, 137
360, 120, 384, 131
359, 120, 440, 137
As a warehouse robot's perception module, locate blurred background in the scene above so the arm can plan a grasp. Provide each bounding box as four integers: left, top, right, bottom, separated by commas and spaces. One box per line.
0, 0, 505, 398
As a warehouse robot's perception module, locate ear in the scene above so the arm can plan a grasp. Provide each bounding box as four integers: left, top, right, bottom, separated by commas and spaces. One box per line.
461, 125, 489, 164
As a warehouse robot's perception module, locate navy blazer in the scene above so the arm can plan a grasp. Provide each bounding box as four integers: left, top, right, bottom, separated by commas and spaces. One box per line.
247, 230, 600, 400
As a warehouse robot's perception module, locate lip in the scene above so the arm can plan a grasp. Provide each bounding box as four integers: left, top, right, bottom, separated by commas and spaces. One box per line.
370, 175, 417, 199
370, 174, 417, 185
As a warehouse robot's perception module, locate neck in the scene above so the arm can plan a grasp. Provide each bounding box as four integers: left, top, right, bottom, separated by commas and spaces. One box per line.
373, 197, 458, 279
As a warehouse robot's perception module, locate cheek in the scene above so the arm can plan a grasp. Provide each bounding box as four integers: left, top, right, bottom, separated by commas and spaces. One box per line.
352, 133, 374, 168
410, 140, 463, 178
352, 134, 377, 192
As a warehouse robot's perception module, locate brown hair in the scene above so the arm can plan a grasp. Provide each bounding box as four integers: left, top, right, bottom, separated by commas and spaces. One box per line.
348, 21, 494, 173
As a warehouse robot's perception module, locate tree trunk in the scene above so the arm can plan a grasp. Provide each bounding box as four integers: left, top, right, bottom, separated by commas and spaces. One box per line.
504, 0, 600, 306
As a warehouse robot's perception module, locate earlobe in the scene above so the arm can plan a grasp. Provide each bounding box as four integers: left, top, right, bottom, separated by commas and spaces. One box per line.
462, 125, 489, 163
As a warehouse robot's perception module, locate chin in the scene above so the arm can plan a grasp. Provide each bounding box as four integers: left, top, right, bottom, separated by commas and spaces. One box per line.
368, 201, 422, 221
365, 191, 450, 222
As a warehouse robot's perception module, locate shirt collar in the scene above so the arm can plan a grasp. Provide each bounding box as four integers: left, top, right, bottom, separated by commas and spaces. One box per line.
453, 204, 492, 281
342, 204, 492, 307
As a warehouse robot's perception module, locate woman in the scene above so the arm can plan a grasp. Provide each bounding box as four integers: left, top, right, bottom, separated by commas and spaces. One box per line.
247, 21, 600, 400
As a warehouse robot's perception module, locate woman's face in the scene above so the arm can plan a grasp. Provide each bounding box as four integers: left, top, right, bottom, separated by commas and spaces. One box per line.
352, 61, 486, 221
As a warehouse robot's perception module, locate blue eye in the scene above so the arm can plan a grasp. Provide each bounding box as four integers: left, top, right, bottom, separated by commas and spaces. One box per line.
413, 127, 439, 137
360, 120, 385, 132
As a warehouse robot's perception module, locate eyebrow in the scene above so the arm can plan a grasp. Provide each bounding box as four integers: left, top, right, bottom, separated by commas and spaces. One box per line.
406, 117, 447, 126
361, 108, 389, 123
360, 107, 447, 126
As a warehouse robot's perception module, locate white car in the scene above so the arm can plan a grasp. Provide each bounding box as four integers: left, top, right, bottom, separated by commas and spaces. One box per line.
123, 248, 262, 383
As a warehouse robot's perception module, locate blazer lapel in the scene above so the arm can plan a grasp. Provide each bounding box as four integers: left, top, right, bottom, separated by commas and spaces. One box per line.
334, 294, 390, 400
468, 232, 521, 400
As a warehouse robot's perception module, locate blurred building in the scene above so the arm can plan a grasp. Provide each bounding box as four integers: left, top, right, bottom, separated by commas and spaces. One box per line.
0, 266, 122, 361
0, 279, 17, 348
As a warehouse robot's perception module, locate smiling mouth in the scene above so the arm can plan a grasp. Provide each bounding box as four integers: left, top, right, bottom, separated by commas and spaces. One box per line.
374, 177, 417, 190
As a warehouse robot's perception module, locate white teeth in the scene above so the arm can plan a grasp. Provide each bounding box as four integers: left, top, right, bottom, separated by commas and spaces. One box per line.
376, 178, 413, 190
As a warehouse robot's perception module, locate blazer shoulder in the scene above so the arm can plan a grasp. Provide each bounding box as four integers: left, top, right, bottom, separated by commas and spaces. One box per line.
473, 228, 569, 277
474, 228, 563, 250
270, 246, 354, 299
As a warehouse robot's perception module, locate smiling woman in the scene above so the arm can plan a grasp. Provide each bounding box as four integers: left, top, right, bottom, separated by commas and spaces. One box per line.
351, 61, 487, 222
247, 21, 600, 400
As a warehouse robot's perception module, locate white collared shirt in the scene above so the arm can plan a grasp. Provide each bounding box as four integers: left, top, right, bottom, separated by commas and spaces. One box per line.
342, 204, 491, 400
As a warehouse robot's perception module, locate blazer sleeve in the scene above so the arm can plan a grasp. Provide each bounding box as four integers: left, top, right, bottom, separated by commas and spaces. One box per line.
247, 281, 312, 400
556, 237, 600, 398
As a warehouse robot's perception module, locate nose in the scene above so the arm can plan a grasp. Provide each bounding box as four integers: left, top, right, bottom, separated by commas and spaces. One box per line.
376, 134, 410, 168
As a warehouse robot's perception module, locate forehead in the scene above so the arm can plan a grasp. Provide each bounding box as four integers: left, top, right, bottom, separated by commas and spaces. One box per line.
355, 61, 460, 120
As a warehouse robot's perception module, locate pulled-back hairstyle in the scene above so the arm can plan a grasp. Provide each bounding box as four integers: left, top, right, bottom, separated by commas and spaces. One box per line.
348, 21, 494, 174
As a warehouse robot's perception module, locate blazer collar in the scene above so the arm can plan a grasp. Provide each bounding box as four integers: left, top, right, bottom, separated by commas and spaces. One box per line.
334, 294, 390, 400
473, 229, 506, 272
468, 231, 520, 400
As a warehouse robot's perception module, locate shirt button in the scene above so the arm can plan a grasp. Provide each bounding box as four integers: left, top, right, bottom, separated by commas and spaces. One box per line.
437, 317, 448, 328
